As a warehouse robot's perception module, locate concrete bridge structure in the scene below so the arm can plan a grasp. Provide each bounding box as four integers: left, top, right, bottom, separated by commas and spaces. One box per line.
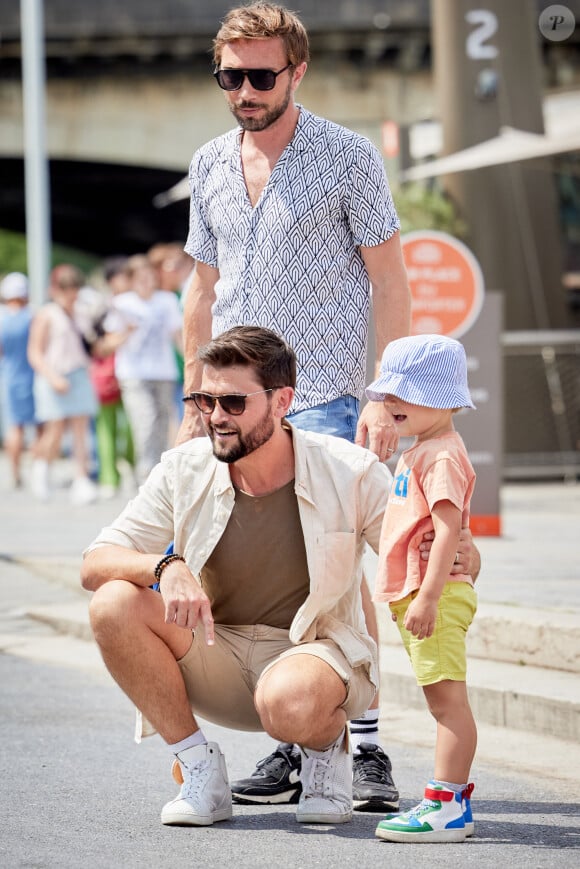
0, 0, 435, 254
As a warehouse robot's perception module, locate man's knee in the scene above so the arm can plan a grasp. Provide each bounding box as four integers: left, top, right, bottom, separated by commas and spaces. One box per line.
256, 655, 345, 734
89, 580, 148, 640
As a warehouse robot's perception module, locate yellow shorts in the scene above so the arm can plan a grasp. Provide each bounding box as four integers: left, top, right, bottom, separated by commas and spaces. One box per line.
389, 582, 477, 687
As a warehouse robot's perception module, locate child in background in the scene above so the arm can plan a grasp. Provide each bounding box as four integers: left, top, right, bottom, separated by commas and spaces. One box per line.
365, 334, 477, 844
147, 243, 194, 433
105, 254, 183, 484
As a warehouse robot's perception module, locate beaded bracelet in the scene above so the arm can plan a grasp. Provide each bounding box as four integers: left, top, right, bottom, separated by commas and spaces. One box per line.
154, 552, 186, 582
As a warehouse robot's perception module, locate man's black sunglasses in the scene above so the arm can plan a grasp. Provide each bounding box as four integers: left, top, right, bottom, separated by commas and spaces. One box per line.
183, 388, 276, 416
213, 64, 292, 91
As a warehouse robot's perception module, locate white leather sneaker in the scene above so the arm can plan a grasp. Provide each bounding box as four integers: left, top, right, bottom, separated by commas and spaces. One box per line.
161, 742, 232, 826
296, 728, 353, 824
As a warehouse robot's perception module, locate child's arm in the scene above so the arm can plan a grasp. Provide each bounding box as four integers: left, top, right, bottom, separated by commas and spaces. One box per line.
403, 498, 462, 640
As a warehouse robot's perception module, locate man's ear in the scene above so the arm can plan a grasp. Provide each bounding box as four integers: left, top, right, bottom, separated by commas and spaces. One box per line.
291, 62, 307, 91
274, 386, 294, 418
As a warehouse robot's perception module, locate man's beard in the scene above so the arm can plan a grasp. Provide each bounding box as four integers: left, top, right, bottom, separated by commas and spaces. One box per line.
229, 79, 292, 131
206, 404, 275, 463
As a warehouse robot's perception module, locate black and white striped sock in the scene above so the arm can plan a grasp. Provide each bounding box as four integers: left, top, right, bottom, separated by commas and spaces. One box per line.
349, 710, 381, 753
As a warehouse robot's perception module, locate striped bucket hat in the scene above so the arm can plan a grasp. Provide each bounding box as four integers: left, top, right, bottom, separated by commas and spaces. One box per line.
365, 334, 475, 409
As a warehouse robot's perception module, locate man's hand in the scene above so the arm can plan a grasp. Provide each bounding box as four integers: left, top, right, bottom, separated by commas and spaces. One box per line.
355, 401, 398, 461
419, 526, 481, 581
159, 561, 215, 645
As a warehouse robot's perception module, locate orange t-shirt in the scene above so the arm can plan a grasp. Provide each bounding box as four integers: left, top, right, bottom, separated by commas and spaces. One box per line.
374, 431, 476, 603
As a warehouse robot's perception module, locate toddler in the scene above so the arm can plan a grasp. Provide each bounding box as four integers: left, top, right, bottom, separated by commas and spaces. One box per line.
366, 334, 477, 843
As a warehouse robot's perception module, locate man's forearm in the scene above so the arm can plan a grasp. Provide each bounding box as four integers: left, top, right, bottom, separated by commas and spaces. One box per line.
182, 282, 214, 393
361, 232, 411, 375
81, 545, 161, 592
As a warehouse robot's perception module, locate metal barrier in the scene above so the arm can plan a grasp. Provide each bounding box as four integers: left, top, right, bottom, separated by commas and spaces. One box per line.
502, 330, 580, 481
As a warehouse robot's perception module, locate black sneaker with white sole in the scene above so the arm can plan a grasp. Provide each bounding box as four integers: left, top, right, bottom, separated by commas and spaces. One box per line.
231, 742, 302, 804
352, 743, 400, 812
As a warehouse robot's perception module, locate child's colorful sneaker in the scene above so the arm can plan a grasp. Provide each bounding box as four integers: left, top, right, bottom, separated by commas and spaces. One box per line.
462, 782, 475, 837
375, 783, 466, 843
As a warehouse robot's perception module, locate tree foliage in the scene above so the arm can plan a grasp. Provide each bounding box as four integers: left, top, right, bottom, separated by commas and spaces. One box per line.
0, 228, 99, 280
393, 183, 468, 238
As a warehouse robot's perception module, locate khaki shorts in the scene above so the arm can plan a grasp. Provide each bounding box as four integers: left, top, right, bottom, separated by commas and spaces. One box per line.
390, 582, 477, 687
176, 623, 375, 731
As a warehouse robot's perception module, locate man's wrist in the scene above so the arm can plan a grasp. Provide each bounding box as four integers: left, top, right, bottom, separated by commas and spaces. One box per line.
154, 553, 186, 582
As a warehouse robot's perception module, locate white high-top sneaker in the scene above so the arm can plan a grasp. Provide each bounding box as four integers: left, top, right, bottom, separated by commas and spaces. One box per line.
375, 782, 466, 843
161, 742, 232, 826
296, 728, 353, 824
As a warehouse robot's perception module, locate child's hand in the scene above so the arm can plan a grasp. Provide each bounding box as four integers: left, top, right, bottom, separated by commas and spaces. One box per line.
403, 595, 438, 639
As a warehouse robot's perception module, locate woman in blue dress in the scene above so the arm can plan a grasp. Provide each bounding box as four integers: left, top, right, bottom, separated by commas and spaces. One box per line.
0, 272, 39, 488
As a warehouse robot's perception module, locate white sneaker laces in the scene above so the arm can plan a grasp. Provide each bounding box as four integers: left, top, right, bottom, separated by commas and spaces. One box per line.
182, 760, 210, 800
304, 752, 332, 797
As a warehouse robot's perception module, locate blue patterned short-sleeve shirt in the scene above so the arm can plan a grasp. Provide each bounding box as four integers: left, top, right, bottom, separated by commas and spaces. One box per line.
185, 107, 400, 412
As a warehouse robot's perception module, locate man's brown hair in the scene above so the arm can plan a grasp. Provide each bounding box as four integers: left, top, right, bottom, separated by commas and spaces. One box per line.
213, 2, 310, 67
198, 325, 297, 390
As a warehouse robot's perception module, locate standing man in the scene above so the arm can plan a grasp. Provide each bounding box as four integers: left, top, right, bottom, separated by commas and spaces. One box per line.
177, 2, 410, 811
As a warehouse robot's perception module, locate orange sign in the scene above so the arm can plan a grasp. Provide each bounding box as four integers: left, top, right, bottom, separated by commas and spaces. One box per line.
401, 231, 484, 338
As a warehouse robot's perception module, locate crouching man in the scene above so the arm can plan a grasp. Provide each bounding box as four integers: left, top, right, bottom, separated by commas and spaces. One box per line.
81, 325, 477, 828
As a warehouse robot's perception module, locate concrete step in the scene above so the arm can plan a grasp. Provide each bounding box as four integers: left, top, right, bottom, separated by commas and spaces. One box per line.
379, 636, 580, 744
27, 601, 93, 643
467, 602, 580, 674
376, 600, 580, 743
15, 556, 83, 592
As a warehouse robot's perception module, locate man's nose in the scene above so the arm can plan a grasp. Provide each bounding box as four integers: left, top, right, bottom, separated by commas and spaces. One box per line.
237, 77, 259, 98
209, 399, 230, 423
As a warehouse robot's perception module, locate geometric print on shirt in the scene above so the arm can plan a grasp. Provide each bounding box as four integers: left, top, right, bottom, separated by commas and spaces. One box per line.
186, 107, 401, 412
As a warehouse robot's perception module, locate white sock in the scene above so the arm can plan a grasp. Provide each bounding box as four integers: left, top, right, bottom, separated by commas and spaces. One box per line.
169, 730, 207, 756
349, 710, 381, 753
431, 779, 466, 794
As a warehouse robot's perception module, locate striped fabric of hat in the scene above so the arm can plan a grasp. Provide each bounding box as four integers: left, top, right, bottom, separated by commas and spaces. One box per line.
365, 334, 475, 410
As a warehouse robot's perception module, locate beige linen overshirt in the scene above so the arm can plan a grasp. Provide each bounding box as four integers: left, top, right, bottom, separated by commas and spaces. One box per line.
86, 424, 392, 690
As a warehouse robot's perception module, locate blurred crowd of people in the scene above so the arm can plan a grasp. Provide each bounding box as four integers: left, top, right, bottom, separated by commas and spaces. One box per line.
0, 242, 194, 504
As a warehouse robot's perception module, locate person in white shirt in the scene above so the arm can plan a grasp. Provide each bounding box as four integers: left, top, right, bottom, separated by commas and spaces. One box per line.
106, 254, 183, 484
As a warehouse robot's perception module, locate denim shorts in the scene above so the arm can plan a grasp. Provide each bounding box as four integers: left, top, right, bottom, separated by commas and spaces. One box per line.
287, 395, 360, 443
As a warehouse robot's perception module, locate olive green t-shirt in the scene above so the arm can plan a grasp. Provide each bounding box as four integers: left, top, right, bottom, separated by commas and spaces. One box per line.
199, 480, 310, 628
